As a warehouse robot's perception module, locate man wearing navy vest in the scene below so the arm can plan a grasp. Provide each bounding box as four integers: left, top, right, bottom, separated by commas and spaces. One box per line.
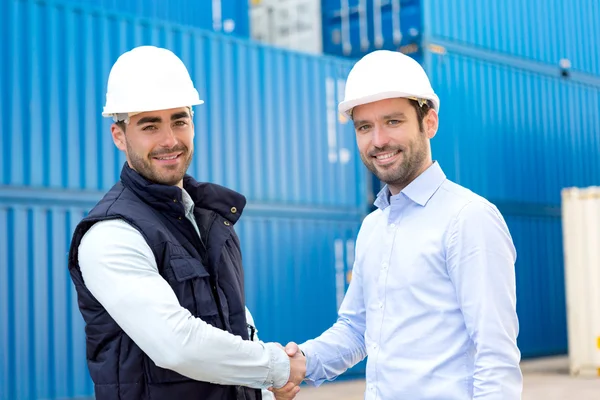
67, 45, 305, 400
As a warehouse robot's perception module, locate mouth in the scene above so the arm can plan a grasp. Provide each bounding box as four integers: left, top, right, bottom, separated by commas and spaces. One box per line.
372, 149, 401, 165
152, 152, 183, 164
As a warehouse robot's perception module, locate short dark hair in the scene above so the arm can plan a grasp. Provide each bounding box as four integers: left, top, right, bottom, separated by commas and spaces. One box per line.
408, 99, 433, 132
116, 121, 127, 132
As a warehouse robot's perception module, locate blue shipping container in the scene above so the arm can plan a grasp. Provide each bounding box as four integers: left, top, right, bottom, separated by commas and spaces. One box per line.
322, 0, 423, 58
325, 0, 600, 359
0, 0, 369, 398
57, 0, 250, 37
422, 42, 600, 357
377, 5, 599, 360
426, 0, 600, 77
323, 0, 600, 79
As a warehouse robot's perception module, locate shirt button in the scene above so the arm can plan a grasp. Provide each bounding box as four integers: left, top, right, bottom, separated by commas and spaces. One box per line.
389, 223, 396, 229
379, 302, 384, 309
224, 220, 231, 226
381, 262, 388, 269
369, 385, 375, 392
231, 206, 237, 214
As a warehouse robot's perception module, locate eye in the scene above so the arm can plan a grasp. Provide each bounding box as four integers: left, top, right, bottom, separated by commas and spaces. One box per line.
173, 120, 188, 127
142, 125, 158, 131
387, 119, 402, 126
356, 124, 371, 132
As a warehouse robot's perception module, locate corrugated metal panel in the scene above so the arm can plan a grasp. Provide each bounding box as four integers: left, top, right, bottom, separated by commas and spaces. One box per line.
0, 205, 94, 400
371, 0, 422, 54
424, 0, 600, 77
237, 216, 357, 343
505, 215, 567, 358
427, 49, 600, 206
2, 0, 365, 209
1, 0, 369, 398
197, 42, 364, 208
421, 45, 600, 357
322, 0, 371, 58
57, 0, 250, 37
322, 0, 423, 58
236, 212, 367, 377
0, 202, 365, 399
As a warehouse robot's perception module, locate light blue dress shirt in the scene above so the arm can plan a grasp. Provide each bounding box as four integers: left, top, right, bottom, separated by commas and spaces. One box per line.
300, 161, 522, 399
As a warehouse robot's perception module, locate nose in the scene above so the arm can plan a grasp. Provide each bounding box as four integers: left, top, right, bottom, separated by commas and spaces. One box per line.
159, 127, 178, 149
371, 125, 390, 149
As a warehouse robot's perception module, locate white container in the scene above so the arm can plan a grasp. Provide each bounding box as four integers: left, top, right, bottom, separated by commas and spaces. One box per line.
250, 0, 323, 54
561, 186, 600, 377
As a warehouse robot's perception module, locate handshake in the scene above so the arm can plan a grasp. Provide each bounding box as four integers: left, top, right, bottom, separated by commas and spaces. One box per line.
268, 342, 306, 400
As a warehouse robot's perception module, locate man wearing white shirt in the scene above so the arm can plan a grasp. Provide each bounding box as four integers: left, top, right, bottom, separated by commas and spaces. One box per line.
272, 50, 522, 400
68, 45, 304, 400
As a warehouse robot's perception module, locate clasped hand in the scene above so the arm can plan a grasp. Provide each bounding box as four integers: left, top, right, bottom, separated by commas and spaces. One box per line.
269, 342, 306, 400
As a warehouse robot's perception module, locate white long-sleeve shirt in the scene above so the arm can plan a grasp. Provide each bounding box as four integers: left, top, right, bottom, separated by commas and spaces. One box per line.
77, 189, 290, 390
300, 162, 522, 399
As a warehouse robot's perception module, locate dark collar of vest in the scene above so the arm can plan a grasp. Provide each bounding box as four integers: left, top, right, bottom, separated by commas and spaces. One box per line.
119, 162, 246, 224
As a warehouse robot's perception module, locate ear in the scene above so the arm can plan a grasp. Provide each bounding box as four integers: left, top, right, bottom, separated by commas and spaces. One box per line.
424, 109, 439, 139
111, 124, 127, 151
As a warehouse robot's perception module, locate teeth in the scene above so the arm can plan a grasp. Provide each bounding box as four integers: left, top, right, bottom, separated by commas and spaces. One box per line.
157, 155, 178, 160
376, 150, 399, 160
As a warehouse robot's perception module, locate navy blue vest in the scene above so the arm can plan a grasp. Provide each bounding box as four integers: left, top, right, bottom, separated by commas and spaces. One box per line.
68, 163, 261, 400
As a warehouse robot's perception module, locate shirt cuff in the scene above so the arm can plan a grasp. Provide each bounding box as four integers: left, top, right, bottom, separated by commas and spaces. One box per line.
263, 343, 290, 389
298, 342, 320, 386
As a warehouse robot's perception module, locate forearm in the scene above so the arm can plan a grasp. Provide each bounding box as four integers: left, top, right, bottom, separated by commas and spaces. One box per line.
299, 316, 366, 386
109, 283, 290, 388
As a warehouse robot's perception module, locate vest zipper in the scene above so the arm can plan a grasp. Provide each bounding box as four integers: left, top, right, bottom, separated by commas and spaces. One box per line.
210, 278, 227, 329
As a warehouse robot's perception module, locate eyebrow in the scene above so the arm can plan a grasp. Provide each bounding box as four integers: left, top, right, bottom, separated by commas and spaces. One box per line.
382, 112, 407, 120
137, 116, 162, 126
137, 111, 191, 126
171, 111, 190, 120
353, 112, 407, 128
353, 119, 369, 128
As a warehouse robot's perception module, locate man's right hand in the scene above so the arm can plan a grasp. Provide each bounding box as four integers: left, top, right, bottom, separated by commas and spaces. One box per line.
270, 342, 306, 399
287, 342, 306, 385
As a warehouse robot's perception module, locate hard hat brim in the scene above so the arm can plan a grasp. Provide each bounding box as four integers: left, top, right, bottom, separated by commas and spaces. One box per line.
338, 91, 440, 118
102, 99, 204, 118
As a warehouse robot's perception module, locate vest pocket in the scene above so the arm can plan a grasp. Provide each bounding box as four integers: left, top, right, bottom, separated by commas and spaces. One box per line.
143, 257, 221, 385
170, 257, 210, 282
166, 257, 220, 321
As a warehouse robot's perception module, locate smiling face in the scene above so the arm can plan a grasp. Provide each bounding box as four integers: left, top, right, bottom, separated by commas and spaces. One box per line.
352, 97, 438, 195
111, 107, 194, 187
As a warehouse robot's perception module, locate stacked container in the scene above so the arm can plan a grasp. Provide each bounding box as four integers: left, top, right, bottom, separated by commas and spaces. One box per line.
2, 0, 600, 398
0, 0, 367, 398
261, 0, 600, 360
59, 0, 251, 37
561, 187, 600, 377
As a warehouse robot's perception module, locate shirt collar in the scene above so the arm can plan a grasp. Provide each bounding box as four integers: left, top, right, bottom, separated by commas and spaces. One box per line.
374, 161, 447, 210
181, 188, 195, 216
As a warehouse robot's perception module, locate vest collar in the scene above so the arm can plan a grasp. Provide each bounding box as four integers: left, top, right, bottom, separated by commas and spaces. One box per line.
120, 163, 246, 224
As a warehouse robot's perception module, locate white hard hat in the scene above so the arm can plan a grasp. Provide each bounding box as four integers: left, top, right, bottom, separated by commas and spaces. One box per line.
338, 50, 440, 117
102, 46, 204, 121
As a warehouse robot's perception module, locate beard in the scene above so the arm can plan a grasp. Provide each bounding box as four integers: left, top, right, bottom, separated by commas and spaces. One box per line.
360, 131, 429, 190
126, 140, 193, 186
